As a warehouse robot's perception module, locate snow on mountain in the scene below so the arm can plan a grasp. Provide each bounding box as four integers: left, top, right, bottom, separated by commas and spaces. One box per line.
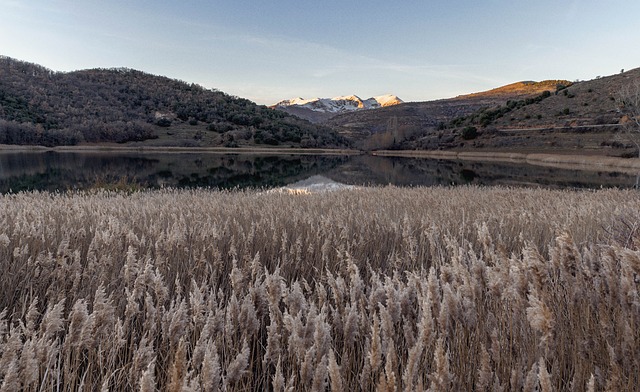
273, 94, 403, 114
372, 94, 404, 107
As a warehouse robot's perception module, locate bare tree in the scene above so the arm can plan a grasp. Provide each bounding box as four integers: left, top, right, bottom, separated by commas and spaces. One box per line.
617, 78, 640, 158
616, 78, 640, 187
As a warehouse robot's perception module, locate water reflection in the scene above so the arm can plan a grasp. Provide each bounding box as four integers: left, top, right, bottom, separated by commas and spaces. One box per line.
0, 151, 637, 193
323, 155, 638, 189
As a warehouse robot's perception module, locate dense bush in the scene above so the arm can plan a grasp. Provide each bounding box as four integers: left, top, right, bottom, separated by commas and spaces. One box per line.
461, 126, 478, 140
156, 118, 172, 127
0, 119, 80, 146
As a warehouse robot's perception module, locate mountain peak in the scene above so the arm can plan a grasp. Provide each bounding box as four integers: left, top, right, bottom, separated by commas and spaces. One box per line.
370, 94, 404, 107
272, 94, 403, 114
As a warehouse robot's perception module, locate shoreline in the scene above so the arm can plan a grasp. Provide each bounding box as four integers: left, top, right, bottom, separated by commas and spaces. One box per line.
0, 144, 362, 156
372, 150, 640, 173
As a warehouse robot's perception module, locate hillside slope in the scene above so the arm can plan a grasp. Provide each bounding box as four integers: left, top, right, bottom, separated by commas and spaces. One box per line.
480, 71, 637, 129
0, 56, 347, 148
327, 80, 570, 149
457, 80, 571, 99
399, 69, 640, 155
330, 70, 640, 156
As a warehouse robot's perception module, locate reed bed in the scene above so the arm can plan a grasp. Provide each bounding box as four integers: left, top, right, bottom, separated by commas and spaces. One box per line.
0, 186, 639, 391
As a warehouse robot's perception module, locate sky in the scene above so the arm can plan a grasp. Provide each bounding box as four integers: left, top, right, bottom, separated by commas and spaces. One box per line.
1, 0, 640, 105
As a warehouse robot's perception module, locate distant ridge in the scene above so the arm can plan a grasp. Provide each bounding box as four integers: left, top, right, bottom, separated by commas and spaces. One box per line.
272, 94, 403, 113
271, 94, 403, 123
457, 80, 572, 99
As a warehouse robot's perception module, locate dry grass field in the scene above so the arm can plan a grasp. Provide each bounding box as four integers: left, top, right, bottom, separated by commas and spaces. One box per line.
1, 186, 639, 391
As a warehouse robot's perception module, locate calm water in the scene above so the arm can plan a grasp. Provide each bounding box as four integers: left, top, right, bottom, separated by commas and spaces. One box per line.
0, 151, 637, 193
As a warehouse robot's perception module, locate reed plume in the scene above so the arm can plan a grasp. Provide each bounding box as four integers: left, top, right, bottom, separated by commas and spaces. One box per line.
0, 186, 638, 390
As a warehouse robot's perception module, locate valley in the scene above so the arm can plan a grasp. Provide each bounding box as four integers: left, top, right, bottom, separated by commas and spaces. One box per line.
1, 55, 639, 162
270, 71, 639, 159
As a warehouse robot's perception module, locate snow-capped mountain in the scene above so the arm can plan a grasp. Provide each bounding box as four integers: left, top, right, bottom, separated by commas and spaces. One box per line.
273, 94, 403, 114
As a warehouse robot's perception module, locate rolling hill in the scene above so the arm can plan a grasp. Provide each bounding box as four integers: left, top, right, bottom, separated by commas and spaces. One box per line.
326, 70, 640, 156
3, 55, 636, 156
0, 56, 348, 148
325, 80, 572, 150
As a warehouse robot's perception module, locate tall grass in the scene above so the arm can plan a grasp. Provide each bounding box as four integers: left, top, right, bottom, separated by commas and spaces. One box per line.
0, 186, 639, 391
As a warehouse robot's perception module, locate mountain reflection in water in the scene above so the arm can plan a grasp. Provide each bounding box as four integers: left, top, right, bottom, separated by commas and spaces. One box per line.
0, 151, 636, 193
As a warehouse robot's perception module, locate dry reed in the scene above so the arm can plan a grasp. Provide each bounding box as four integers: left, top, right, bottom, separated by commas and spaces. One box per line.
0, 185, 639, 391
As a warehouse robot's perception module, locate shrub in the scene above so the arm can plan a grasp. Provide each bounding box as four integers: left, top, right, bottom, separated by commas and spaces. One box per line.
461, 126, 478, 140
208, 122, 233, 133
156, 117, 171, 127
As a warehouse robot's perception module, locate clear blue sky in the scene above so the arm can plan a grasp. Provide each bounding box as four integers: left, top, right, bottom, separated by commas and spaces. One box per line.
2, 0, 639, 105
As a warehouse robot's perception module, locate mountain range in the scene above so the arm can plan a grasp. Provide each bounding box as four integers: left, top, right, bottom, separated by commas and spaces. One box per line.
274, 94, 402, 112
271, 94, 403, 123
1, 55, 638, 156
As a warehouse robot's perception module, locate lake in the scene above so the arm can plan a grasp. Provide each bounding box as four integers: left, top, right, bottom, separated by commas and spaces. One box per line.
0, 151, 637, 193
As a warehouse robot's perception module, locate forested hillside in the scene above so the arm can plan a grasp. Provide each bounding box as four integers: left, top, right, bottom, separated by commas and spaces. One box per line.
0, 56, 347, 147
